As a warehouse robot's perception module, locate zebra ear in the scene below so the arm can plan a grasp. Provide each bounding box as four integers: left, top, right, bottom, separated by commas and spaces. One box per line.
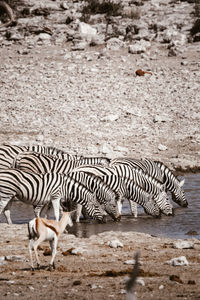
180, 179, 185, 187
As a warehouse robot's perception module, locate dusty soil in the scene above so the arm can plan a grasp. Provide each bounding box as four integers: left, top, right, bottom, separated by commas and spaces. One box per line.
0, 41, 200, 172
0, 25, 200, 300
0, 223, 200, 300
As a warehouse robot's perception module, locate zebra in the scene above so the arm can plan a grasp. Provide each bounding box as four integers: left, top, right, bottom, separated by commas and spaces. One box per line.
71, 166, 164, 217
67, 171, 120, 222
0, 169, 105, 224
0, 144, 82, 169
72, 165, 173, 217
110, 157, 188, 207
13, 152, 111, 174
2, 152, 111, 223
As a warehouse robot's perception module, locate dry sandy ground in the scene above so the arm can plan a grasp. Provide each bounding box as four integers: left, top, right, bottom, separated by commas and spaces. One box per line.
0, 36, 200, 299
0, 42, 200, 171
0, 223, 200, 300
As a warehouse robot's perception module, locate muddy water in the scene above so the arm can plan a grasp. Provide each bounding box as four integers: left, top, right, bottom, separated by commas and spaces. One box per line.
0, 173, 199, 240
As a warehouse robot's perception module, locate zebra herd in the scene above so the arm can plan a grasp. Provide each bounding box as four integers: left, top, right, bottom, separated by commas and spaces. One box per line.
0, 144, 188, 225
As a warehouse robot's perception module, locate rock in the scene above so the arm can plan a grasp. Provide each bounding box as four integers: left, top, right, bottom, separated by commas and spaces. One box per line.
71, 247, 85, 255
158, 144, 168, 151
159, 285, 164, 290
185, 230, 198, 236
124, 259, 136, 265
173, 240, 194, 249
153, 115, 171, 123
6, 31, 24, 41
5, 255, 27, 262
37, 33, 52, 41
120, 289, 127, 294
128, 40, 151, 54
78, 22, 97, 43
136, 278, 145, 286
168, 47, 179, 57
71, 41, 87, 51
101, 114, 119, 122
166, 256, 189, 266
188, 280, 196, 285
106, 38, 125, 51
107, 239, 123, 248
169, 274, 183, 284
60, 2, 69, 10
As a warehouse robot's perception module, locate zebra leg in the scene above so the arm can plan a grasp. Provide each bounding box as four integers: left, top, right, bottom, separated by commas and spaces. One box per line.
129, 200, 138, 218
0, 195, 13, 224
3, 200, 13, 224
51, 198, 60, 221
75, 204, 82, 223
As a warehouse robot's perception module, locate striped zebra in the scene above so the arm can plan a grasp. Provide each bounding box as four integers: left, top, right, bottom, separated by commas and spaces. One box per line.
0, 144, 82, 169
68, 171, 120, 222
72, 165, 173, 217
71, 166, 166, 217
0, 169, 105, 224
13, 152, 111, 174
110, 157, 188, 207
2, 152, 111, 223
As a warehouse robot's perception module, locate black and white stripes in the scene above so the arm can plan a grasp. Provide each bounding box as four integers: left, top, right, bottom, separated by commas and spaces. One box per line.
0, 144, 187, 224
0, 169, 105, 223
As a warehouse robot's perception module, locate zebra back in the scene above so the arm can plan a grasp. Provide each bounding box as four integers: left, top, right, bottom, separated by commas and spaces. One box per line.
0, 144, 81, 169
14, 153, 111, 175
112, 164, 166, 197
0, 169, 63, 206
68, 171, 118, 205
110, 157, 164, 182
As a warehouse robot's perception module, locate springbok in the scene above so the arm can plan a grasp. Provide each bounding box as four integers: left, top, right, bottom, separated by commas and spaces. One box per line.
28, 210, 75, 271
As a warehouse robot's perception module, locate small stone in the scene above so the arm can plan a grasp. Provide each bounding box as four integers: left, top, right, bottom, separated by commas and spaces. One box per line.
158, 144, 168, 151
73, 280, 81, 286
107, 239, 123, 248
173, 240, 194, 249
124, 259, 136, 265
185, 230, 198, 236
5, 255, 27, 262
136, 278, 145, 286
159, 285, 164, 290
166, 256, 189, 266
169, 275, 183, 284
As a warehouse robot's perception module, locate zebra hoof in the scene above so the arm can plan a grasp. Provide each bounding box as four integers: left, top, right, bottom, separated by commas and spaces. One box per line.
48, 264, 55, 271
114, 215, 121, 222
99, 216, 107, 223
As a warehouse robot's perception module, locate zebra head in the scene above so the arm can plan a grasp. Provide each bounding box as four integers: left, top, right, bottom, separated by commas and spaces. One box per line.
143, 196, 161, 217
86, 200, 107, 223
171, 179, 188, 207
155, 192, 174, 216
104, 202, 121, 222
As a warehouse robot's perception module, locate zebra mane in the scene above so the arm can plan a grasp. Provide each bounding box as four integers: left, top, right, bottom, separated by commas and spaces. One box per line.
153, 160, 181, 183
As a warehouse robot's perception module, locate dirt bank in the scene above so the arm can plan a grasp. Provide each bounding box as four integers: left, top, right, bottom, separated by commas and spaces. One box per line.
0, 224, 200, 299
